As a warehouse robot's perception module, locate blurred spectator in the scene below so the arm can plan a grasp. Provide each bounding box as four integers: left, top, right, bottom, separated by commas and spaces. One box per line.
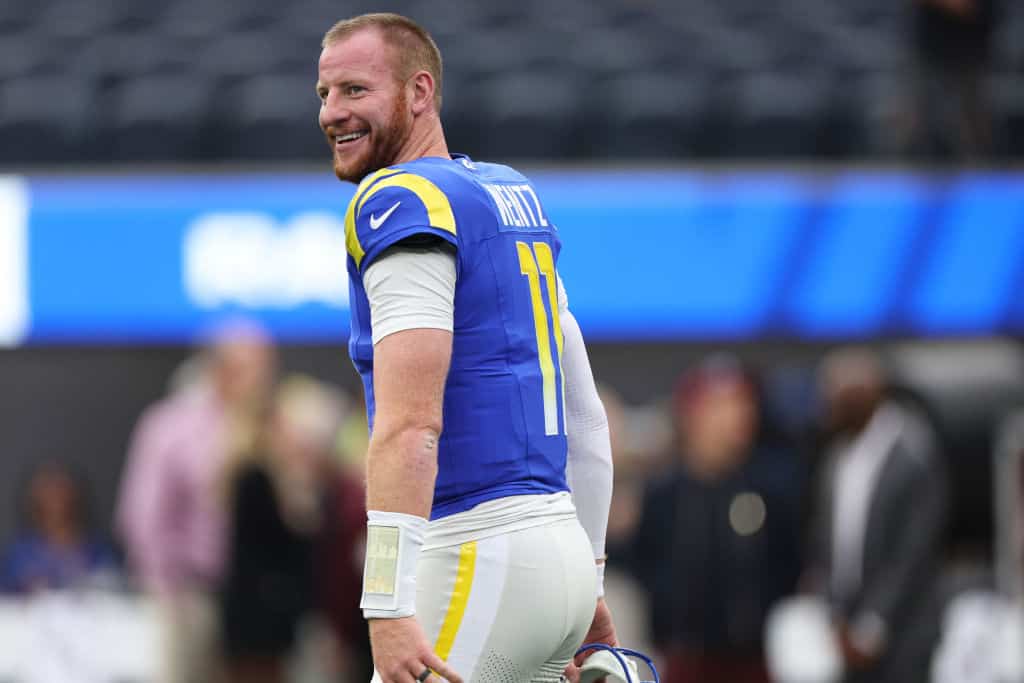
902, 0, 997, 159
313, 390, 373, 683
1019, 442, 1024, 593
600, 385, 657, 658
804, 348, 947, 683
603, 384, 645, 561
630, 355, 803, 683
1, 461, 117, 595
115, 320, 276, 683
219, 375, 334, 683
315, 463, 370, 683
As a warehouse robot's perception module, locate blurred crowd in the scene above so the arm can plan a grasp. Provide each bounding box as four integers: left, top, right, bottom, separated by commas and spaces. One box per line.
1, 322, 1021, 683
0, 323, 374, 683
114, 322, 371, 683
600, 349, 951, 683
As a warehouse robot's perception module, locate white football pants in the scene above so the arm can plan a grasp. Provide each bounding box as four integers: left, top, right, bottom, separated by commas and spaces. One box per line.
374, 517, 597, 683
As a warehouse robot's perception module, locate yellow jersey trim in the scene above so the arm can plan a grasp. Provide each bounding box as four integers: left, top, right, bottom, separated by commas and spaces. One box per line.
345, 169, 457, 270
344, 168, 403, 268
357, 173, 457, 233
434, 540, 477, 661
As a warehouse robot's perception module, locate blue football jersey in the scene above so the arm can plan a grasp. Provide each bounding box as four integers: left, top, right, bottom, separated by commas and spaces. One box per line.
344, 154, 568, 520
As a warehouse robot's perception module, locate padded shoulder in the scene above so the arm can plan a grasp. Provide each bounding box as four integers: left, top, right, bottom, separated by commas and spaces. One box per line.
344, 166, 459, 271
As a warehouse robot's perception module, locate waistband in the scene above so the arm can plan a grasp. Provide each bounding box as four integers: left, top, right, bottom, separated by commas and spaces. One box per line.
423, 491, 578, 551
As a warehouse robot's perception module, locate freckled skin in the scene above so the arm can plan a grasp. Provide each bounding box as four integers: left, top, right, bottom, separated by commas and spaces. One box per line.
316, 29, 445, 183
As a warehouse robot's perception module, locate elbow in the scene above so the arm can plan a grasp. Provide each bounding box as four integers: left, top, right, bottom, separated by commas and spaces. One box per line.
567, 406, 611, 445
372, 392, 444, 440
566, 385, 610, 435
407, 422, 443, 454
368, 419, 443, 470
567, 425, 614, 475
374, 414, 443, 446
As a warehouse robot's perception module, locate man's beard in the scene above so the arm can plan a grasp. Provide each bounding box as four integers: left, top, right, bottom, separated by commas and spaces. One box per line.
333, 92, 411, 183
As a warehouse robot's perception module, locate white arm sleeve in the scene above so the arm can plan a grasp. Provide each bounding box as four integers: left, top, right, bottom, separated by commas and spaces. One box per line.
363, 245, 456, 345
559, 275, 613, 564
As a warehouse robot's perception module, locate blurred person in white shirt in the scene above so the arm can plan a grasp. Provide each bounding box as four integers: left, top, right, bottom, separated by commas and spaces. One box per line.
116, 319, 276, 683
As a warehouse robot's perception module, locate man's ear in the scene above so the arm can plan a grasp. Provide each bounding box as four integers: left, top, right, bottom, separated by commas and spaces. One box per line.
409, 70, 435, 115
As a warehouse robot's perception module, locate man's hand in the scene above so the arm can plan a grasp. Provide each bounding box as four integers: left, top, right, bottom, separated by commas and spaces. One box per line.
835, 622, 882, 671
563, 598, 619, 683
369, 617, 463, 683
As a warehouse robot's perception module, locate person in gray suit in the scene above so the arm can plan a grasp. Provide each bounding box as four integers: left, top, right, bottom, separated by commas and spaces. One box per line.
805, 348, 948, 683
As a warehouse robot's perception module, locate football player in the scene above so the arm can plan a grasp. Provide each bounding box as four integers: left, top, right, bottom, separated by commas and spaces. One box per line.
317, 13, 617, 683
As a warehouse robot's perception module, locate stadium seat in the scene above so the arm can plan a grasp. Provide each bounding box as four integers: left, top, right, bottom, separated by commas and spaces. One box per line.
282, 0, 452, 38
157, 0, 279, 39
35, 0, 119, 41
528, 0, 609, 32
0, 75, 97, 162
103, 74, 214, 161
107, 0, 166, 32
443, 29, 572, 83
475, 72, 586, 159
843, 1, 900, 29
0, 0, 40, 35
279, 0, 363, 44
717, 0, 777, 27
217, 74, 324, 161
692, 27, 776, 78
724, 72, 834, 158
587, 74, 712, 158
439, 71, 486, 157
835, 72, 904, 158
0, 34, 65, 80
74, 32, 192, 83
567, 29, 677, 81
993, 75, 1024, 158
0, 0, 1020, 162
829, 25, 905, 78
993, 17, 1024, 73
195, 31, 305, 81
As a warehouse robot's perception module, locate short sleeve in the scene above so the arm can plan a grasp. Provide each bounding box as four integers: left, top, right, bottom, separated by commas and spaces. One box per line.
363, 245, 457, 344
344, 169, 459, 273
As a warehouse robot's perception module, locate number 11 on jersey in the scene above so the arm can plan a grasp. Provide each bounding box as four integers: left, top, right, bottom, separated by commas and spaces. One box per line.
516, 241, 565, 436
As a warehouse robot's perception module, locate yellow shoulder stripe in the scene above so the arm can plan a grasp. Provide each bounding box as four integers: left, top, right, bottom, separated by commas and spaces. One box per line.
345, 170, 458, 270
356, 168, 403, 206
344, 168, 403, 268
357, 173, 457, 234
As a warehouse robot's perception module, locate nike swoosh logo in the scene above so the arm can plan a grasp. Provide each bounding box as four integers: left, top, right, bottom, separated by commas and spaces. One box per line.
369, 201, 401, 230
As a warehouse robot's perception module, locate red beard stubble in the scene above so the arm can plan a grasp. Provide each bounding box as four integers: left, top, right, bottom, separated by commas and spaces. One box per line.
333, 87, 414, 183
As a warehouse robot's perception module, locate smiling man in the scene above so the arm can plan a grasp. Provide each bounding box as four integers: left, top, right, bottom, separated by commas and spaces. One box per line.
316, 13, 617, 683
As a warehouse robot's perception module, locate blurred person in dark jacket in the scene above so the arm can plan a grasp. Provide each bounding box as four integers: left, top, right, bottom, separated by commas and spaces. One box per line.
804, 348, 947, 683
630, 355, 803, 683
220, 375, 348, 683
300, 381, 369, 683
316, 425, 372, 683
902, 0, 997, 159
1, 461, 117, 594
601, 384, 660, 657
